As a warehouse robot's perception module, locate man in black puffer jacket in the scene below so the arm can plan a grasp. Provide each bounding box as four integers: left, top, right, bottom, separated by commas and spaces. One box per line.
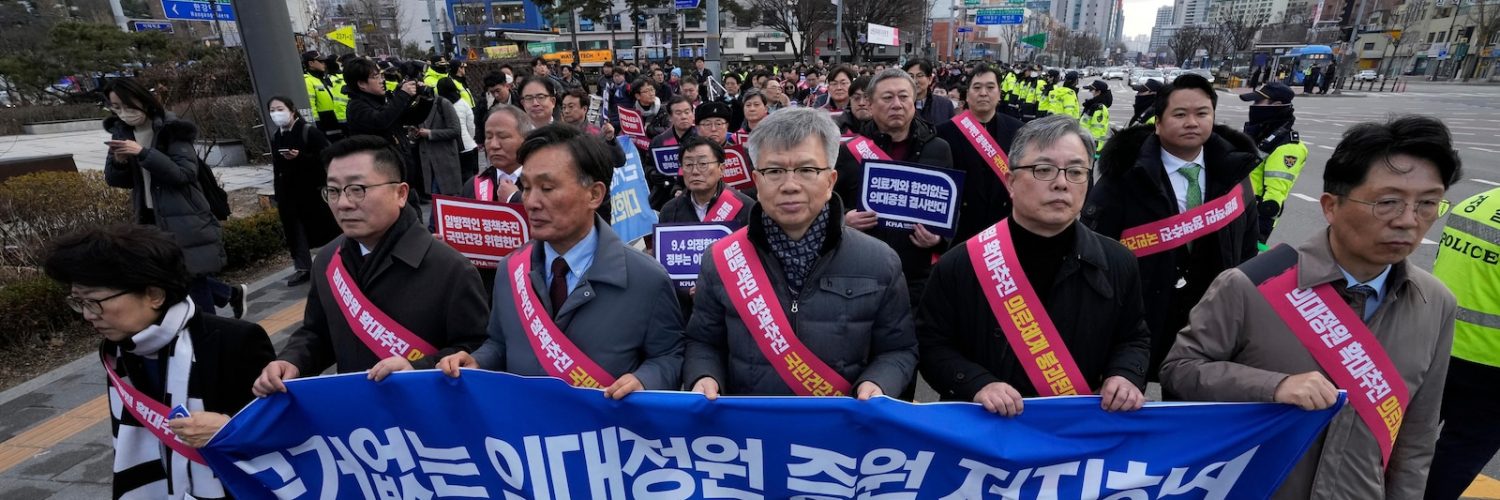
1082, 74, 1262, 386
833, 69, 953, 309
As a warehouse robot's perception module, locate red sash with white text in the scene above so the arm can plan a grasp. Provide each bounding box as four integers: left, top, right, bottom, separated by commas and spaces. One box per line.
844, 135, 892, 161
966, 220, 1092, 396
474, 177, 494, 202
100, 354, 207, 464
326, 253, 438, 362
711, 229, 852, 396
951, 111, 1012, 188
506, 245, 618, 389
1247, 245, 1409, 467
1119, 184, 1249, 257
705, 190, 746, 223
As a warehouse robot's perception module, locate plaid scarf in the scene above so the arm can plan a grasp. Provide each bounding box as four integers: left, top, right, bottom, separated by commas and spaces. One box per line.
762, 205, 831, 298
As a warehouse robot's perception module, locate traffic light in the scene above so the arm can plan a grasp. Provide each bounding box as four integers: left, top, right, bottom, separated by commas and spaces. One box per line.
904, 42, 913, 53
827, 37, 835, 49
442, 31, 455, 57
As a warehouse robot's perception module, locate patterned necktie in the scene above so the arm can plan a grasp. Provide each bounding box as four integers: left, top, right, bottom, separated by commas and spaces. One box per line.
1180, 163, 1204, 209
1344, 283, 1378, 322
549, 257, 570, 316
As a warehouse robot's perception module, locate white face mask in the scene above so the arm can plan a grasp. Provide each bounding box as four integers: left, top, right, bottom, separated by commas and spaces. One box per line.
270, 110, 293, 127
117, 108, 148, 127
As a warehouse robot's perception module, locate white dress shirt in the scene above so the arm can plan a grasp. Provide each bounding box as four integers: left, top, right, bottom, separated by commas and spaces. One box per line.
1160, 147, 1207, 213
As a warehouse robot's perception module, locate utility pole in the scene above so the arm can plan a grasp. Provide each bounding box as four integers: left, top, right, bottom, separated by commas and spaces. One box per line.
108, 0, 127, 30
230, 0, 308, 143
425, 0, 443, 55
572, 10, 582, 64
834, 0, 844, 63
707, 0, 724, 77
1341, 0, 1367, 84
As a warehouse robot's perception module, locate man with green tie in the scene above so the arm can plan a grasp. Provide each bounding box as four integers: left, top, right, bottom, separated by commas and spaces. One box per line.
1081, 73, 1263, 385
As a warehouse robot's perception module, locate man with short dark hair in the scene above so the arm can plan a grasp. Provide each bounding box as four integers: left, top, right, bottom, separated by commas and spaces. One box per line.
1163, 115, 1463, 499
646, 96, 698, 208
342, 58, 419, 148
475, 72, 513, 144
685, 108, 917, 398
660, 134, 754, 227
439, 125, 685, 399
1084, 73, 1262, 383
253, 136, 488, 395
935, 65, 1027, 243
904, 59, 955, 125
919, 115, 1149, 415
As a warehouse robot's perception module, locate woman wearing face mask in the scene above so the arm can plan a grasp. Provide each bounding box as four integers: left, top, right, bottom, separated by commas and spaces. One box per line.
1079, 80, 1113, 154
103, 78, 246, 318
267, 96, 340, 287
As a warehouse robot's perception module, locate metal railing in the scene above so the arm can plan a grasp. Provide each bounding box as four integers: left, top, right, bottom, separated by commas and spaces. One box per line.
1333, 76, 1407, 93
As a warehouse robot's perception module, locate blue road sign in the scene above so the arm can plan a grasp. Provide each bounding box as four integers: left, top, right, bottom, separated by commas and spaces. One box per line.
131, 20, 174, 33
957, 26, 974, 33
161, 0, 235, 22
976, 8, 1023, 25
674, 0, 701, 8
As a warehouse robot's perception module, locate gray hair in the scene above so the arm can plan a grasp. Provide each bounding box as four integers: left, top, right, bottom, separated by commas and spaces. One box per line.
746, 107, 841, 169
1009, 114, 1097, 168
866, 68, 917, 95
487, 104, 535, 135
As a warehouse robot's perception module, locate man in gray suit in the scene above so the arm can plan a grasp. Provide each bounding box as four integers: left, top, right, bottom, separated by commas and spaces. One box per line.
438, 125, 684, 398
685, 107, 918, 399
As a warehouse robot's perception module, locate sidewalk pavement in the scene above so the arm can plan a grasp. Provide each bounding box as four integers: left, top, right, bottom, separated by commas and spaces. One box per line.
0, 129, 272, 192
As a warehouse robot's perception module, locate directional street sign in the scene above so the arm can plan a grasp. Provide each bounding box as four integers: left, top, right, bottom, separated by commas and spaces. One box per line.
675, 0, 702, 9
161, 0, 235, 22
975, 8, 1023, 25
957, 26, 974, 33
131, 20, 174, 33
964, 0, 981, 6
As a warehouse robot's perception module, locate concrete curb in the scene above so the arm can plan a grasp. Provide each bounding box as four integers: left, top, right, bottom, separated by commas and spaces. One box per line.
0, 264, 298, 408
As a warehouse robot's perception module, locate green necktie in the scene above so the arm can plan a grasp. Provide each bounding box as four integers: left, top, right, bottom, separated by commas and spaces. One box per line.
1181, 163, 1203, 209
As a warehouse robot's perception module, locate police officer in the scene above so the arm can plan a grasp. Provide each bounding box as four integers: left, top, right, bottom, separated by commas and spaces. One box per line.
1427, 187, 1500, 500
1080, 80, 1112, 154
1239, 82, 1306, 250
323, 54, 349, 141
1046, 71, 1082, 119
302, 51, 341, 136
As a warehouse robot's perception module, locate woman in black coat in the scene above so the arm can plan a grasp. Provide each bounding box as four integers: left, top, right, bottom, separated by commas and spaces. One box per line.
268, 96, 341, 286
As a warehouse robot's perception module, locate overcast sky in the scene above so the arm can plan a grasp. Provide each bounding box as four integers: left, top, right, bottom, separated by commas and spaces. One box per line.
1122, 0, 1174, 37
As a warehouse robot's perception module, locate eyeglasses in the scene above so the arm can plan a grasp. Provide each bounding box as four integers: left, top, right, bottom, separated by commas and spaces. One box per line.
1013, 164, 1092, 184
698, 119, 728, 128
66, 290, 132, 316
681, 161, 721, 172
753, 166, 831, 183
1343, 197, 1450, 221
322, 182, 401, 203
521, 94, 552, 103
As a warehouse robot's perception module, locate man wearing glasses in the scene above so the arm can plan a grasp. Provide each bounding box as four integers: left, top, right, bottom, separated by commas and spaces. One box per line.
659, 133, 754, 227
685, 108, 917, 399
917, 115, 1150, 416
903, 59, 955, 125
1162, 115, 1462, 499
253, 136, 489, 396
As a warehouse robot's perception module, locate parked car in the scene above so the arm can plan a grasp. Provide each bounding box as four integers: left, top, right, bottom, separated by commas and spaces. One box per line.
1132, 69, 1165, 87
1103, 67, 1129, 80
1187, 68, 1215, 83
1355, 69, 1379, 81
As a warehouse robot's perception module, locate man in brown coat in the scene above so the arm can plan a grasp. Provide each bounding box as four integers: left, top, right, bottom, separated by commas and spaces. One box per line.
1162, 115, 1462, 499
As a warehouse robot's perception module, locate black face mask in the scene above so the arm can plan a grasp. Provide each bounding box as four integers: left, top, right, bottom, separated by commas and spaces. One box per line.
1244, 104, 1296, 139
1133, 93, 1154, 111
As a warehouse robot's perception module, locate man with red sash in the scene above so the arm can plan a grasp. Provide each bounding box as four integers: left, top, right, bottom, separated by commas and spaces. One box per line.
659, 135, 754, 228
254, 136, 489, 396
934, 65, 1027, 244
685, 107, 917, 399
462, 104, 532, 204
1082, 73, 1261, 384
831, 68, 953, 308
646, 95, 698, 210
437, 125, 684, 398
1162, 115, 1462, 499
918, 115, 1149, 416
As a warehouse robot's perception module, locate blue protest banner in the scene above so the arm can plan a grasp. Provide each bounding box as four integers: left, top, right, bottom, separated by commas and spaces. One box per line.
654, 223, 733, 288
161, 0, 235, 21
611, 136, 659, 242
202, 370, 1342, 499
651, 146, 682, 176
860, 160, 966, 237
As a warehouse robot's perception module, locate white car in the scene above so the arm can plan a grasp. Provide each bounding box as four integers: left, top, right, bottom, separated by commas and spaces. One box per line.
1187, 68, 1215, 83
1103, 68, 1128, 80
1132, 69, 1165, 87
1356, 70, 1379, 81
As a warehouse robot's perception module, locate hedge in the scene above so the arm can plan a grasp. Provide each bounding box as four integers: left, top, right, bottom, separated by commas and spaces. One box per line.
222, 208, 285, 272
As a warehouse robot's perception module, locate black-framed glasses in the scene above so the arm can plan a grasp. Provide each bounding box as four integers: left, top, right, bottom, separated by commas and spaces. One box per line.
1344, 197, 1450, 221
66, 290, 132, 316
1013, 164, 1092, 184
753, 166, 831, 183
322, 182, 401, 203
521, 94, 552, 103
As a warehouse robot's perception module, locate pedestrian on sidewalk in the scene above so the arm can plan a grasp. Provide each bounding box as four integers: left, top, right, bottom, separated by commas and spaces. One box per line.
268, 96, 340, 287
102, 78, 247, 318
44, 224, 274, 499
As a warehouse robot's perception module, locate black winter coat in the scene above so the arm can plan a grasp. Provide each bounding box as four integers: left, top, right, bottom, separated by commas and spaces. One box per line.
271, 119, 340, 247
103, 115, 225, 276
917, 220, 1152, 401
833, 118, 954, 304
934, 112, 1026, 244
344, 87, 416, 149
1081, 124, 1262, 380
